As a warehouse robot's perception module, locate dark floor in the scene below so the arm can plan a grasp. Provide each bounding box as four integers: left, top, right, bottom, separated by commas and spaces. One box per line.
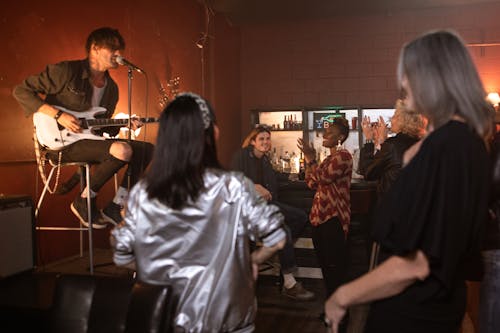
0, 195, 478, 333
0, 213, 371, 333
0, 249, 327, 333
255, 275, 326, 332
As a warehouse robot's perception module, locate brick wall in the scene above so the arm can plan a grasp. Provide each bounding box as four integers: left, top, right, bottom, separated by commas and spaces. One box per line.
240, 2, 500, 134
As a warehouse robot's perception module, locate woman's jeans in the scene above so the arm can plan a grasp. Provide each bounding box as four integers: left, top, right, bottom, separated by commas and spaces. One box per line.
479, 249, 500, 333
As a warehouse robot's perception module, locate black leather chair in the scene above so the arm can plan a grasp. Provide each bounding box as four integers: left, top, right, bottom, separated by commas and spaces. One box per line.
50, 274, 175, 333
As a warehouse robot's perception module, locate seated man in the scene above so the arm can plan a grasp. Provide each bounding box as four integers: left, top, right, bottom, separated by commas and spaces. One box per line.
13, 27, 154, 228
231, 125, 314, 301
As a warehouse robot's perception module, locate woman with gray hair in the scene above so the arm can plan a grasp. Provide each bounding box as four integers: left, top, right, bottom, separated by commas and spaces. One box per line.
324, 30, 492, 333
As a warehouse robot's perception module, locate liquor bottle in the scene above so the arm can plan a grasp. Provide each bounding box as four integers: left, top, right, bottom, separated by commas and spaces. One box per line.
272, 147, 279, 169
283, 151, 291, 172
299, 152, 305, 180
289, 151, 296, 173
299, 152, 305, 170
278, 146, 284, 172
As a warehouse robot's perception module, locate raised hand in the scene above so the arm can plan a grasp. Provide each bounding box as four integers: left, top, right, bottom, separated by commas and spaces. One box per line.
374, 116, 388, 146
297, 138, 316, 163
361, 116, 374, 141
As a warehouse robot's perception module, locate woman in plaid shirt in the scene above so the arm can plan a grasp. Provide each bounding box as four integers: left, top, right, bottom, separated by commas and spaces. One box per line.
298, 117, 352, 332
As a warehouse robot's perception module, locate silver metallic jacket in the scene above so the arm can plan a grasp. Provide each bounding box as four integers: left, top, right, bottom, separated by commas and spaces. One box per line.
111, 169, 286, 332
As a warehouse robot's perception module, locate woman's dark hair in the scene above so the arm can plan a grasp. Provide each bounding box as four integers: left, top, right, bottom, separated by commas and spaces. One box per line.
85, 27, 125, 53
331, 117, 350, 143
145, 93, 221, 209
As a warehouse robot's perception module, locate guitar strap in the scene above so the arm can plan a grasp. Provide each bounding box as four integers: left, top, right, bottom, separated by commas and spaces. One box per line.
34, 127, 64, 194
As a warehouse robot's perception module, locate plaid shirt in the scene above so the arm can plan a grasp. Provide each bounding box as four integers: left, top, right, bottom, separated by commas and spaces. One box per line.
305, 149, 352, 234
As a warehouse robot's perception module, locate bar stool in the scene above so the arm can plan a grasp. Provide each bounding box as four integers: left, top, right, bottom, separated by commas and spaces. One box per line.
34, 131, 96, 275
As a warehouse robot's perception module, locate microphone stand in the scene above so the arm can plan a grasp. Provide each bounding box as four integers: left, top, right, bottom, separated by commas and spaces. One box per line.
125, 67, 134, 191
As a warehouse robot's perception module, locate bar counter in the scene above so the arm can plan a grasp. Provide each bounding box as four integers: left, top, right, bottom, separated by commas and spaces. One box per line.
277, 177, 377, 214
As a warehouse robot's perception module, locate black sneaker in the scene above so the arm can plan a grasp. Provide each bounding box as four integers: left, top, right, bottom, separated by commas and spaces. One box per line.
101, 202, 123, 226
70, 197, 107, 229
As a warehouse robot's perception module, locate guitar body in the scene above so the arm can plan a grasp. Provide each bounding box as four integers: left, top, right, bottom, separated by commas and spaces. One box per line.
33, 106, 108, 150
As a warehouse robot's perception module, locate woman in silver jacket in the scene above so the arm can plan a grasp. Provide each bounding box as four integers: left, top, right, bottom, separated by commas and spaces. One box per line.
111, 93, 286, 333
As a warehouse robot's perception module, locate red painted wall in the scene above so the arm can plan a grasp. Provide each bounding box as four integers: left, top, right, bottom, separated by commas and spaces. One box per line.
0, 0, 241, 263
1, 0, 213, 162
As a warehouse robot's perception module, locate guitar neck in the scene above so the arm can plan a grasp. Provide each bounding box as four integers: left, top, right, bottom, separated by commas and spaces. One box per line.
85, 117, 158, 127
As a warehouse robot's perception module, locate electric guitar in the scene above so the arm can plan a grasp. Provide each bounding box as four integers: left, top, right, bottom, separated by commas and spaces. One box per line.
33, 106, 158, 150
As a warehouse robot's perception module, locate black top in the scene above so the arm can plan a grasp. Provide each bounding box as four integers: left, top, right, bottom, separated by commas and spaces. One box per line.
366, 121, 490, 333
230, 146, 279, 200
358, 133, 419, 197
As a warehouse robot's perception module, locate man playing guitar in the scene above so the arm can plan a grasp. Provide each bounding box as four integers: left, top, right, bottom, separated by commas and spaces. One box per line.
13, 27, 154, 228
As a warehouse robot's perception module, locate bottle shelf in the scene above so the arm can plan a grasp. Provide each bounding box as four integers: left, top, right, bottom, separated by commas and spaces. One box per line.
270, 129, 303, 132
251, 107, 395, 165
306, 128, 360, 132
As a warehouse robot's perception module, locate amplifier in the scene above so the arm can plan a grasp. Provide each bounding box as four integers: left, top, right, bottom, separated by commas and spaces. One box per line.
0, 195, 35, 277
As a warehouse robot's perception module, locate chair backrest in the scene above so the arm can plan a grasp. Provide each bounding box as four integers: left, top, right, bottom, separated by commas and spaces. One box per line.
50, 274, 174, 333
125, 281, 176, 333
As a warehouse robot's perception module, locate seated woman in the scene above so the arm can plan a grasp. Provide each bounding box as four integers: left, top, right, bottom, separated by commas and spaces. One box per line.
231, 126, 315, 301
358, 99, 426, 198
111, 93, 286, 332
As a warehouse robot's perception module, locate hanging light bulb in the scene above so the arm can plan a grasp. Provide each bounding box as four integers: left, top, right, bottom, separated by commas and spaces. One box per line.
487, 92, 500, 109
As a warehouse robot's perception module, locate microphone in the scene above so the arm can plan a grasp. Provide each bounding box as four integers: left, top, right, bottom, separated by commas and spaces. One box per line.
115, 55, 145, 74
